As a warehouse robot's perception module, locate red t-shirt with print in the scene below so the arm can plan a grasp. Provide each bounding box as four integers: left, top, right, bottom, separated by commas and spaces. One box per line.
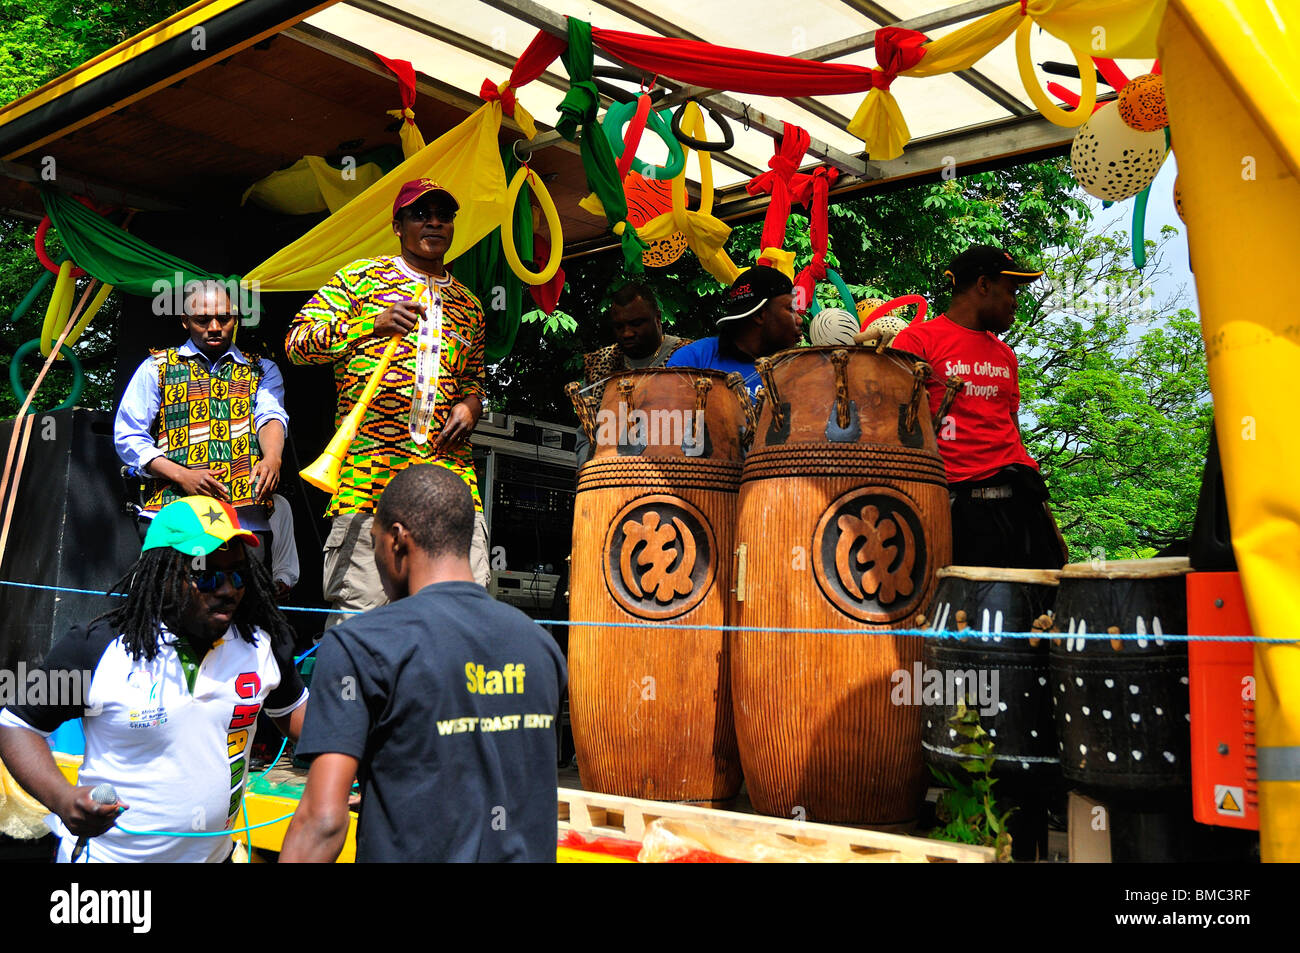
891, 314, 1038, 483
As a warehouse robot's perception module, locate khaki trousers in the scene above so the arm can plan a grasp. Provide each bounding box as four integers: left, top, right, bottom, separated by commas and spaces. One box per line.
321, 511, 490, 629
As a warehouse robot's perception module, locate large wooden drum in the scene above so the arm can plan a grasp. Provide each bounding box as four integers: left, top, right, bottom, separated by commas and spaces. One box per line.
1049, 557, 1192, 792
731, 346, 951, 823
921, 567, 1061, 776
567, 368, 753, 802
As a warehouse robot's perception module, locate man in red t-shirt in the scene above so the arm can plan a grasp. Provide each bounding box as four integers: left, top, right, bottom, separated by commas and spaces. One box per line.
891, 245, 1066, 569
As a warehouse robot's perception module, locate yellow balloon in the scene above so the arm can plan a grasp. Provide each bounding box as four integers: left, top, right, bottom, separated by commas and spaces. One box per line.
65, 282, 113, 348
40, 260, 76, 359
501, 166, 564, 286
1016, 18, 1096, 128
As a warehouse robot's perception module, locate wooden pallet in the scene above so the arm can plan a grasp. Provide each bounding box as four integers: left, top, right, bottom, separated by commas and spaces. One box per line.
558, 788, 995, 863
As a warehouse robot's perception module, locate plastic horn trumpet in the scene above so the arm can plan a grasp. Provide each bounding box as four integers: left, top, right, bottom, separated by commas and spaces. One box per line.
301, 336, 401, 494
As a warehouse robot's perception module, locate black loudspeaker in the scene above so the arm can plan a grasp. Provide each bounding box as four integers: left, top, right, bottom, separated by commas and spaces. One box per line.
0, 409, 142, 670
1190, 422, 1235, 571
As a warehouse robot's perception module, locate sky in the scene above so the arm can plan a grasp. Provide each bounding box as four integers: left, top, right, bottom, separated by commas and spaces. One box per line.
1085, 152, 1198, 318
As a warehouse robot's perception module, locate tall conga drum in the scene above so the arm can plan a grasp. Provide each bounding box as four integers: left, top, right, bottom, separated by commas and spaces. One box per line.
921, 567, 1060, 776
1049, 557, 1192, 791
567, 368, 753, 802
731, 346, 950, 823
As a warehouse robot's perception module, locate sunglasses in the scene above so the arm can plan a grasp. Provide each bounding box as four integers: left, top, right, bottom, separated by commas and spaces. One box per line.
189, 568, 247, 592
401, 206, 455, 224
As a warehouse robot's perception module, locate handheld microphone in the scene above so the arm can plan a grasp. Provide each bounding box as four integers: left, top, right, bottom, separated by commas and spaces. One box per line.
70, 782, 119, 862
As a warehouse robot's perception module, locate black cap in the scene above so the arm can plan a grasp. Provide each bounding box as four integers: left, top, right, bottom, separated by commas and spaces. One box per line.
944, 245, 1044, 288
718, 265, 794, 326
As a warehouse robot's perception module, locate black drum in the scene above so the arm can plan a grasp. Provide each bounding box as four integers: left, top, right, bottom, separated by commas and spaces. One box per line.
921, 567, 1061, 776
1049, 557, 1191, 792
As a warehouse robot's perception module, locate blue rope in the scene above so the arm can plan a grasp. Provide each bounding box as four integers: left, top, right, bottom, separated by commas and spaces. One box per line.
0, 577, 359, 615
116, 811, 295, 839
2, 578, 1290, 642
538, 619, 1290, 643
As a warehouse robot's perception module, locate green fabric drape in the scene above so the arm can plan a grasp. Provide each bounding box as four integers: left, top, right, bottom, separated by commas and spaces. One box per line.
558, 18, 647, 273
451, 146, 532, 362
42, 191, 230, 298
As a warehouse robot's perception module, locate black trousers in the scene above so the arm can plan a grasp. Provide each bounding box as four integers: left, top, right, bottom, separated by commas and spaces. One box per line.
949, 469, 1067, 570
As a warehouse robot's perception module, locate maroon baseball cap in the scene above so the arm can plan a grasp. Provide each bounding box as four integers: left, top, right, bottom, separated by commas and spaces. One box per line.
392, 177, 460, 219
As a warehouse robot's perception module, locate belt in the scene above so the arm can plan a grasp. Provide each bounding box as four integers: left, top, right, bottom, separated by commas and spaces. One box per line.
955, 484, 1014, 500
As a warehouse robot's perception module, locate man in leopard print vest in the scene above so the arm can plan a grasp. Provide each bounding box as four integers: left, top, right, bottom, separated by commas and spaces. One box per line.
575, 282, 690, 466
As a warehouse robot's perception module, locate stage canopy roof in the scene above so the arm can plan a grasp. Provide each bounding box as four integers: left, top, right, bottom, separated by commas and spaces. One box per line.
0, 0, 1156, 259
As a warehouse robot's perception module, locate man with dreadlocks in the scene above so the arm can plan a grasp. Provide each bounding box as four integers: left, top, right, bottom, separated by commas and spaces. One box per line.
0, 497, 308, 863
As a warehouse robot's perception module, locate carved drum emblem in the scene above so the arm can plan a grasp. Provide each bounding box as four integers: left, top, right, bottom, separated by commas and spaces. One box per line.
812, 486, 930, 623
604, 495, 716, 620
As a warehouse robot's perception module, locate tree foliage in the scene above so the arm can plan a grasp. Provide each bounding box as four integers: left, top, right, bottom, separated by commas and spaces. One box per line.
1015, 224, 1210, 559
0, 0, 193, 417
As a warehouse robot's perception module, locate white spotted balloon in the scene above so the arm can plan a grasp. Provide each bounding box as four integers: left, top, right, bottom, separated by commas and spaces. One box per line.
1070, 101, 1168, 202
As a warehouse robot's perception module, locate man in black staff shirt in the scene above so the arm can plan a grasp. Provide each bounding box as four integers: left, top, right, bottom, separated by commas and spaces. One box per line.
281, 465, 567, 862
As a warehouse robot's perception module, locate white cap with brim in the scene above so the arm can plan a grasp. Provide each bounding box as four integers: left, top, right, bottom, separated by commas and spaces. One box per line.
718, 266, 794, 327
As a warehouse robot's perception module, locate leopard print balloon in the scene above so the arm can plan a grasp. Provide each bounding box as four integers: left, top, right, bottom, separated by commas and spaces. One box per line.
624, 171, 686, 268
856, 314, 911, 348
642, 231, 688, 268
856, 298, 887, 326
1118, 73, 1167, 132
1173, 175, 1185, 223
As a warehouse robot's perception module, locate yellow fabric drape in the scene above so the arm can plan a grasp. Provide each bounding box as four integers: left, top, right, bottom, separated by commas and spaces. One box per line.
849, 0, 1167, 159
307, 156, 387, 214
240, 156, 388, 216
640, 103, 740, 285
387, 108, 427, 158
758, 246, 796, 282
0, 760, 50, 840
1161, 0, 1300, 861
245, 103, 509, 293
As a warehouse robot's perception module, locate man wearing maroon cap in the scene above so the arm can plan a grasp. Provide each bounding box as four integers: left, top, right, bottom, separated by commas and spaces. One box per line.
287, 178, 490, 626
891, 245, 1067, 569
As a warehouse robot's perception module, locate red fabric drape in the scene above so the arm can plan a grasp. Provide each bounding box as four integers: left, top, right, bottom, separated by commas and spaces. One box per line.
527, 236, 565, 315
511, 30, 568, 88
871, 27, 928, 91
374, 53, 417, 121
791, 165, 840, 308
591, 28, 879, 96
747, 124, 811, 259
481, 31, 568, 115
589, 26, 927, 97
479, 78, 518, 115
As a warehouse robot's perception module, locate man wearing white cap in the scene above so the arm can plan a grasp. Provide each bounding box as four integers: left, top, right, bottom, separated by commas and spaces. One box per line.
667, 265, 803, 396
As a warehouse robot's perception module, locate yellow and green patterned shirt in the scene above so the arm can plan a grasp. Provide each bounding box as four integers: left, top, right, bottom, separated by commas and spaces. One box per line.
286, 256, 485, 515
